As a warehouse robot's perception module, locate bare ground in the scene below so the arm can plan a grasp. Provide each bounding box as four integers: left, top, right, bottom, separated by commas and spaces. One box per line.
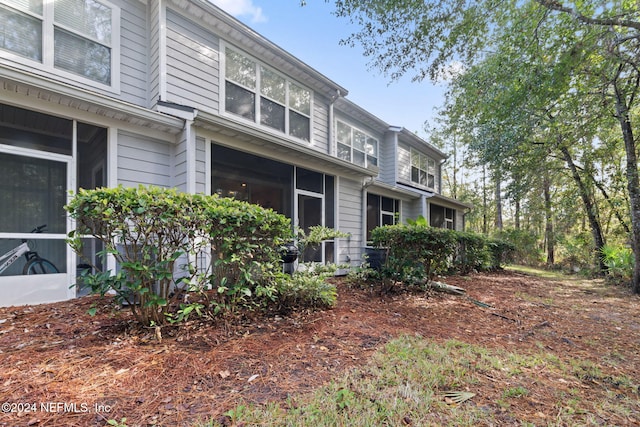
0, 270, 639, 426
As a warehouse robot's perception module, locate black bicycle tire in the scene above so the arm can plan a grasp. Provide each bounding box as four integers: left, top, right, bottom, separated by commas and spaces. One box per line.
23, 258, 60, 275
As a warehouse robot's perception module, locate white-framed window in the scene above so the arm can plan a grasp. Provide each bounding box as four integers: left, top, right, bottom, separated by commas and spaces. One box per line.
410, 148, 436, 189
336, 120, 378, 168
0, 0, 119, 88
224, 47, 312, 142
366, 193, 399, 241
445, 208, 455, 230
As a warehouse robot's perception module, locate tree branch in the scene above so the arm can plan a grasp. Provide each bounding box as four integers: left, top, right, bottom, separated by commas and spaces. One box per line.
534, 0, 640, 31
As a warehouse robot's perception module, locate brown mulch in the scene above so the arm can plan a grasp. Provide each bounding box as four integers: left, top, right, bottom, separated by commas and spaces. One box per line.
0, 270, 639, 426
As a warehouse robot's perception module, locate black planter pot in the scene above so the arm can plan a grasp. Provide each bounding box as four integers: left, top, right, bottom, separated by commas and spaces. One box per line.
280, 243, 299, 274
363, 247, 387, 271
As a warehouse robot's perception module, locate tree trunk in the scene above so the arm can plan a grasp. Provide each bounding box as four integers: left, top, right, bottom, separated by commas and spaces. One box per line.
495, 172, 503, 231
613, 79, 640, 294
482, 161, 488, 234
515, 198, 521, 230
543, 171, 554, 266
560, 145, 607, 273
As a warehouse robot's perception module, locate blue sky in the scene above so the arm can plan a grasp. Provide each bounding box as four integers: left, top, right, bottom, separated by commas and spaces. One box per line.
208, 0, 447, 137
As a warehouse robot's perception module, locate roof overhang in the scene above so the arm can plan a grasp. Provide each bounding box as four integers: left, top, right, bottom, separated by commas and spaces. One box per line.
367, 181, 473, 210
0, 63, 185, 136
430, 193, 473, 210
334, 97, 390, 134
396, 127, 448, 160
367, 181, 427, 200
195, 110, 379, 180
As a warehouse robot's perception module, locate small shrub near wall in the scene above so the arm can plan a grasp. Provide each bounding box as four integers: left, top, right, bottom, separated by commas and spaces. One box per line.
66, 185, 291, 326
454, 231, 492, 274
371, 224, 457, 287
368, 224, 514, 290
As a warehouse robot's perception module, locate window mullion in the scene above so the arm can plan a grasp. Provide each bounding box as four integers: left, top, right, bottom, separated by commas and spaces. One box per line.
255, 63, 261, 124
284, 81, 290, 133
42, 1, 54, 67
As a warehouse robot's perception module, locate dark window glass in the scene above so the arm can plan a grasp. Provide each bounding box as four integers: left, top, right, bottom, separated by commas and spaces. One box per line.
225, 81, 255, 120
298, 193, 323, 262
289, 110, 310, 141
381, 196, 394, 212
382, 213, 395, 226
211, 145, 293, 218
430, 205, 445, 228
366, 193, 380, 242
0, 105, 73, 155
324, 241, 334, 264
296, 167, 323, 193
411, 166, 419, 183
260, 97, 285, 132
325, 175, 335, 229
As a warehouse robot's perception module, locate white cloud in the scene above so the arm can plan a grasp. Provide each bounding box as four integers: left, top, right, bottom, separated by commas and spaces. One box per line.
209, 0, 267, 23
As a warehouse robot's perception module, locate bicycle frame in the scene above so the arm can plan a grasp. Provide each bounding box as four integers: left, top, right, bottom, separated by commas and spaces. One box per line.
0, 241, 30, 275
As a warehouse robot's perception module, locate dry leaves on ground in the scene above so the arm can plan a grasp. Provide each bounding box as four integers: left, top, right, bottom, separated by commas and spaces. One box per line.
0, 270, 639, 426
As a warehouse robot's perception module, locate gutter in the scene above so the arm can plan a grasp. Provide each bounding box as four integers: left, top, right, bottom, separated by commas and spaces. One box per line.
0, 64, 184, 133
195, 110, 378, 178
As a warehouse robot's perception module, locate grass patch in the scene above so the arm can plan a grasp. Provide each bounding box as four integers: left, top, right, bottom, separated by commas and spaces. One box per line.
505, 264, 570, 280
201, 335, 639, 426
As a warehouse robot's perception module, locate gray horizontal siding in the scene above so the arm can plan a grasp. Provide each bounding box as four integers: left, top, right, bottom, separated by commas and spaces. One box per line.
338, 177, 363, 266
397, 142, 411, 184
379, 132, 396, 184
117, 131, 172, 187
119, 0, 149, 106
196, 136, 207, 194
402, 198, 423, 222
311, 100, 329, 154
456, 209, 465, 231
166, 8, 219, 111
173, 138, 187, 192
148, 0, 161, 106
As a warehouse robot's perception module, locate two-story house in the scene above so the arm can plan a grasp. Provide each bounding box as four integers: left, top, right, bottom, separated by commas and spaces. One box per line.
0, 0, 471, 306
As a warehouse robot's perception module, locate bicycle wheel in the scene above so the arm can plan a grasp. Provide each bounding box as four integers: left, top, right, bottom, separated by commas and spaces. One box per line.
23, 258, 60, 274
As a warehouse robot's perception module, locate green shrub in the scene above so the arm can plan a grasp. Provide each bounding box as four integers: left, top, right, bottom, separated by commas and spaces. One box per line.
486, 238, 515, 270
454, 231, 492, 274
275, 270, 338, 312
368, 225, 513, 290
494, 229, 542, 265
199, 195, 291, 317
66, 185, 291, 326
371, 224, 457, 287
556, 231, 596, 272
600, 244, 633, 285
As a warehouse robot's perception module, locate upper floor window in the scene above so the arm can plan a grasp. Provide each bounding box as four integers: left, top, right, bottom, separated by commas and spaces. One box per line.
410, 148, 436, 189
336, 120, 378, 168
225, 48, 312, 142
0, 0, 117, 87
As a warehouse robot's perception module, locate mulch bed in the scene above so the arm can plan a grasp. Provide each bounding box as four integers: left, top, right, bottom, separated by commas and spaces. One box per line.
1, 270, 639, 426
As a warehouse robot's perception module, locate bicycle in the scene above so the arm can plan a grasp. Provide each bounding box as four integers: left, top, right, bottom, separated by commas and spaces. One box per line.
0, 224, 60, 275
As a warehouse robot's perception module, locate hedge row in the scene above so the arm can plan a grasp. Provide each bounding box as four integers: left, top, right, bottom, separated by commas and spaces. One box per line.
370, 224, 514, 287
